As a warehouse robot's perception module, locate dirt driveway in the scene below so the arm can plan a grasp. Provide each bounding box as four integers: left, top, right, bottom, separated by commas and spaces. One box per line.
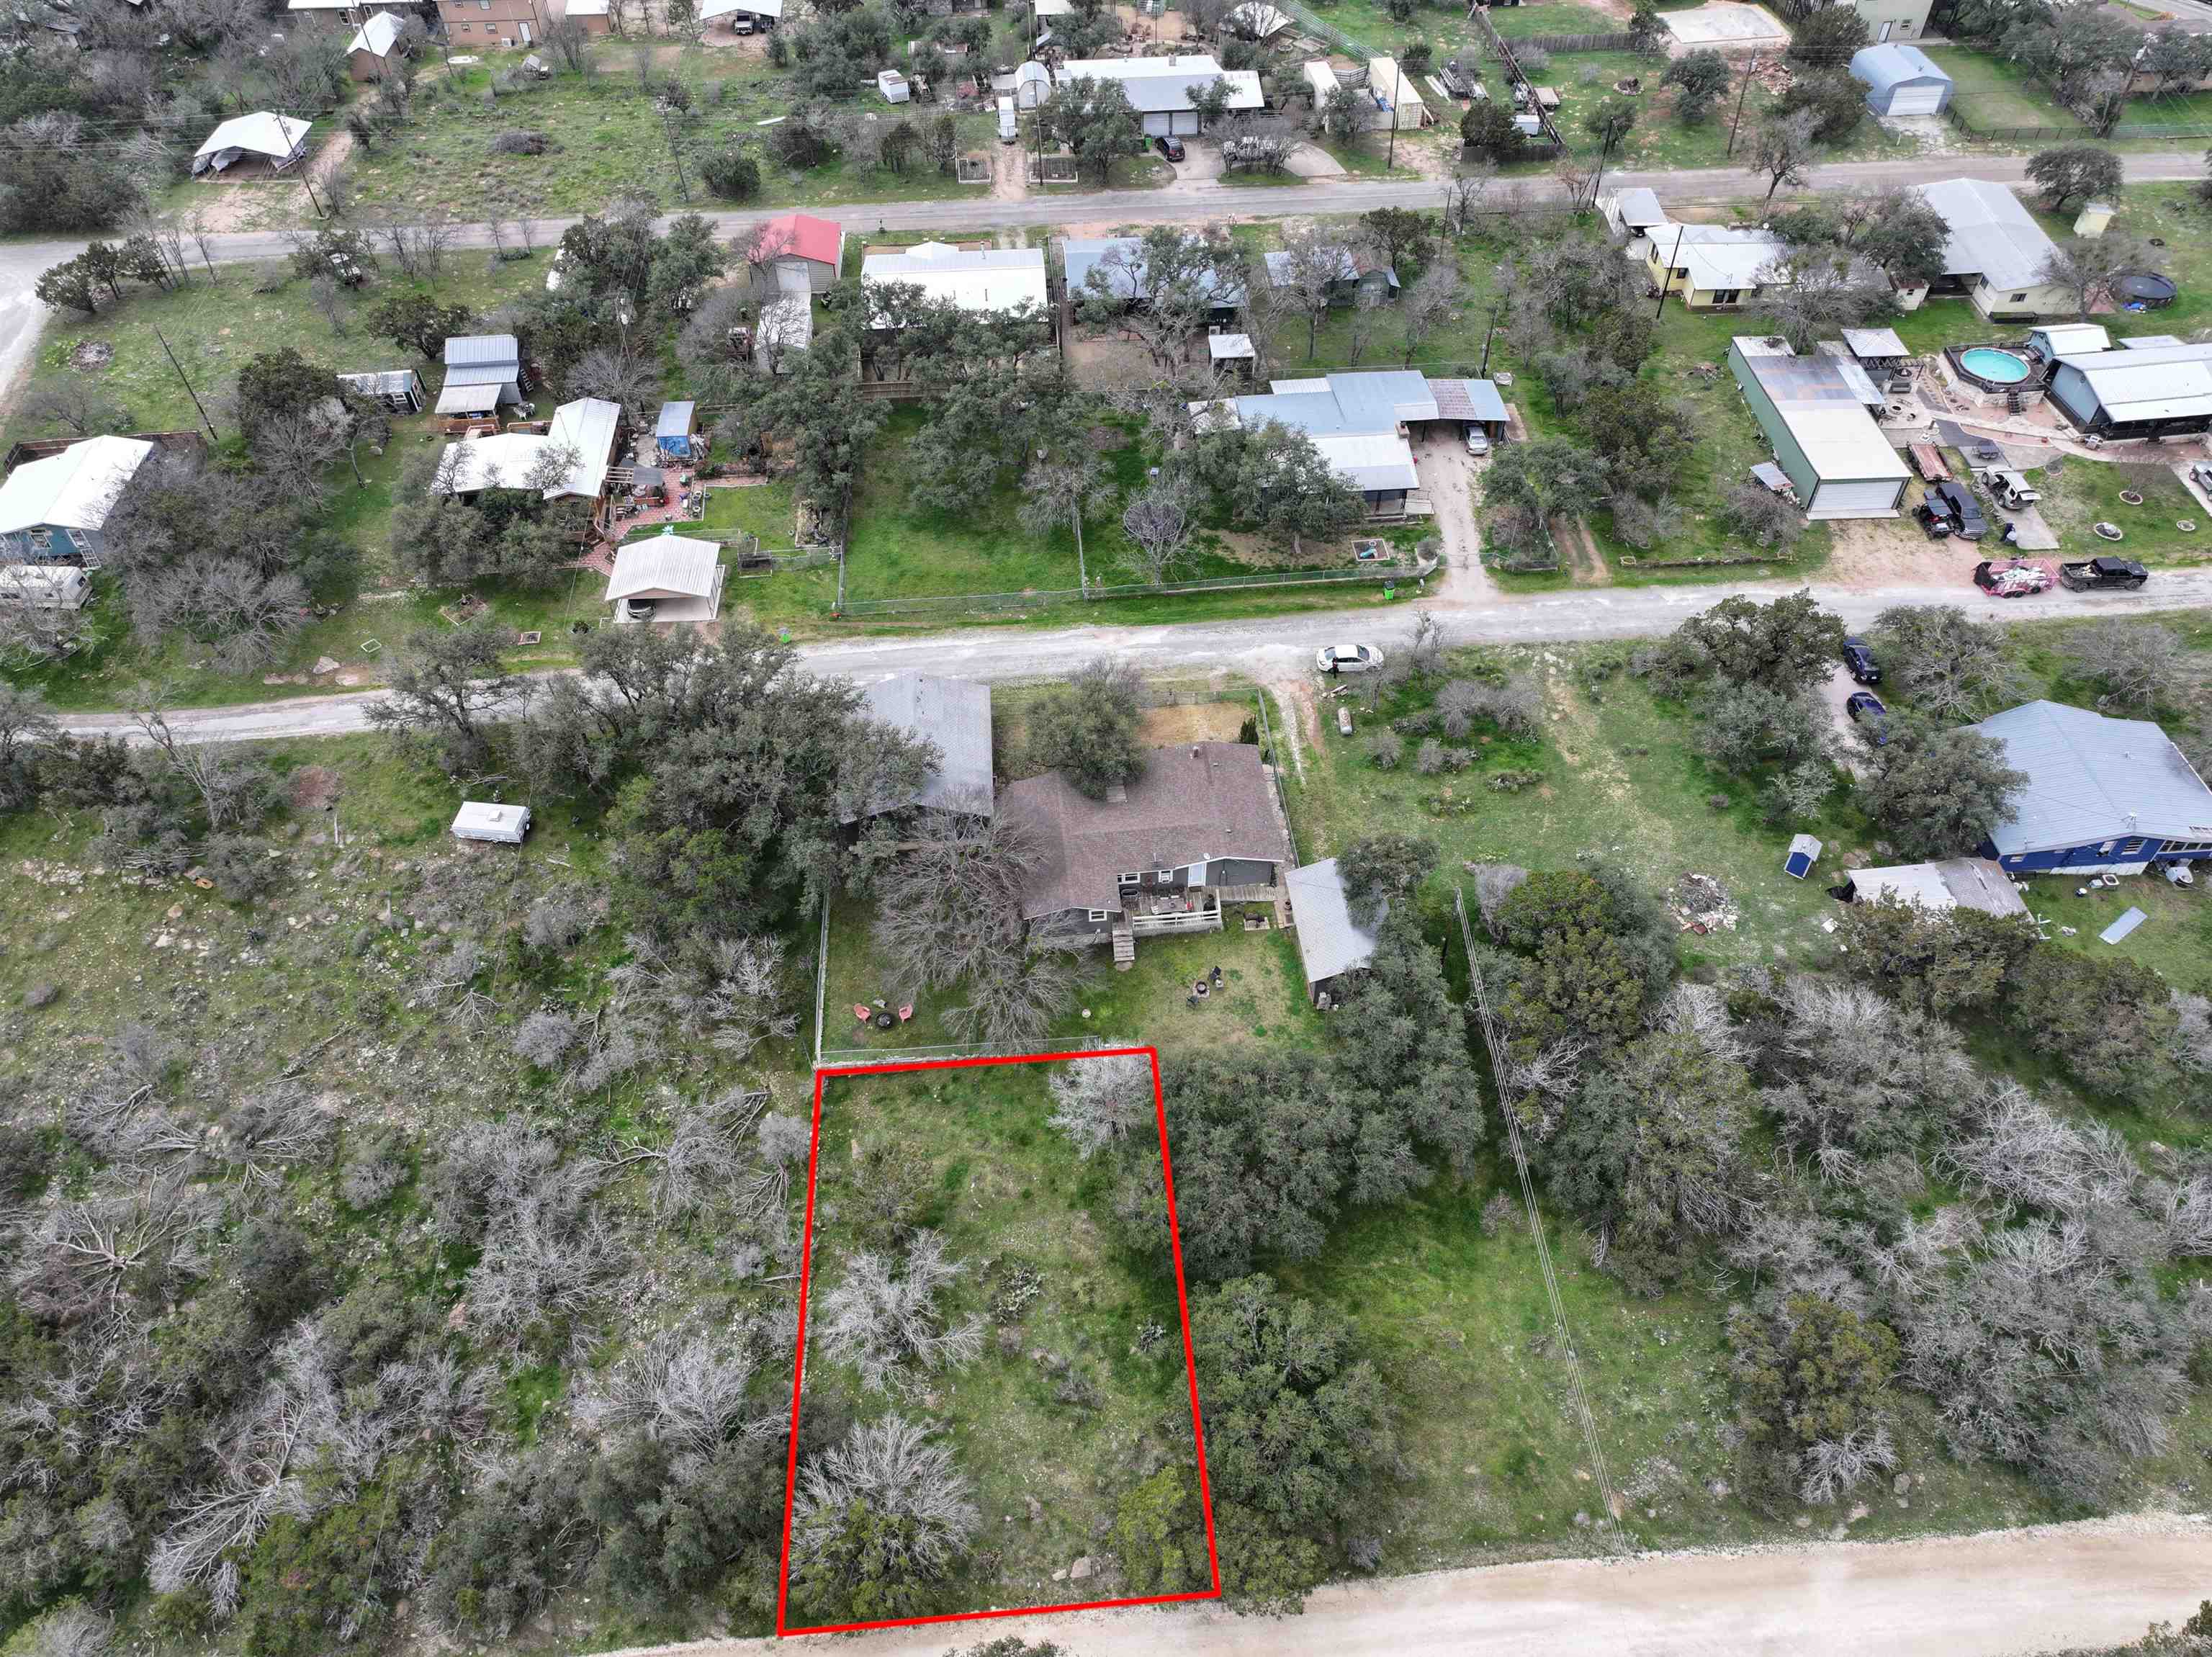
1410, 428, 1496, 606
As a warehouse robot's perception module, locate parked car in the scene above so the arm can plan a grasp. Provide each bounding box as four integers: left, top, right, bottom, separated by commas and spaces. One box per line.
1465, 428, 1491, 457
2059, 556, 2149, 590
1973, 559, 2051, 597
1317, 642, 1384, 675
1841, 637, 1879, 684
1928, 480, 1987, 541
1912, 502, 1953, 540
622, 597, 659, 621
1153, 135, 1185, 163
2190, 462, 2212, 495
1845, 691, 1889, 746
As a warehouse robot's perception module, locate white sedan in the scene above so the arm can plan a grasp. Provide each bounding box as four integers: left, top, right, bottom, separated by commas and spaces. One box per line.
1316, 642, 1385, 675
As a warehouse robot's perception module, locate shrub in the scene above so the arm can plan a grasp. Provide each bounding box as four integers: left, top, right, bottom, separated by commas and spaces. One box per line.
204, 834, 285, 902
1415, 737, 1447, 775
1479, 1190, 1519, 1237
492, 130, 553, 154
1363, 734, 1402, 771
701, 144, 763, 201
1489, 768, 1542, 792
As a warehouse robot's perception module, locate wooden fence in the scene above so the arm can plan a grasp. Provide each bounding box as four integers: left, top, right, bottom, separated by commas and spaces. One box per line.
1489, 30, 1644, 53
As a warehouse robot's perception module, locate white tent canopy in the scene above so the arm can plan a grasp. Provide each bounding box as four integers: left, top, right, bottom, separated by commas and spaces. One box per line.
192, 112, 311, 174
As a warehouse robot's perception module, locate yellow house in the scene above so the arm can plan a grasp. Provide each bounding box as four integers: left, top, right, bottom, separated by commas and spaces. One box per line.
1644, 223, 1786, 310
1910, 178, 2077, 322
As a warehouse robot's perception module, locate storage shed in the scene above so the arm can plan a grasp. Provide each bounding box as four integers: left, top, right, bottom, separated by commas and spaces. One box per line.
451, 802, 531, 844
655, 400, 701, 461
1850, 42, 1951, 116
1845, 858, 2028, 917
1285, 857, 1383, 1007
191, 112, 311, 175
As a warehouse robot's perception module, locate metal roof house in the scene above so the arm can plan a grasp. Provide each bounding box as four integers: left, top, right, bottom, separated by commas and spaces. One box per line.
1850, 42, 1951, 116
1225, 370, 1438, 513
1285, 858, 1384, 1005
862, 242, 1049, 319
1642, 223, 1786, 309
1909, 177, 2070, 320
1727, 338, 1909, 519
1062, 236, 1243, 316
855, 674, 995, 817
0, 434, 153, 563
192, 112, 311, 175
1970, 701, 2212, 875
999, 742, 1294, 962
2046, 338, 2212, 440
606, 534, 724, 625
751, 212, 843, 292
433, 398, 624, 524
1050, 53, 1263, 136
1844, 858, 2028, 917
438, 333, 528, 417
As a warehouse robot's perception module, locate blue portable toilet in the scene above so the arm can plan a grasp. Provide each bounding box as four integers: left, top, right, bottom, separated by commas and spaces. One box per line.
655, 400, 699, 462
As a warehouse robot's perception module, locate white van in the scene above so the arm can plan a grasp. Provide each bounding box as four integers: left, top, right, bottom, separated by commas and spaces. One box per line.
451, 801, 531, 845
997, 94, 1017, 143
0, 565, 90, 611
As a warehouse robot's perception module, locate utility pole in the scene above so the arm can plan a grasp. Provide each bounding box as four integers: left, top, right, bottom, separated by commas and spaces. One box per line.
1655, 221, 1684, 320
1386, 57, 1402, 171
661, 104, 691, 202
1478, 295, 1502, 376
155, 327, 219, 443
1726, 55, 1755, 158
300, 171, 327, 221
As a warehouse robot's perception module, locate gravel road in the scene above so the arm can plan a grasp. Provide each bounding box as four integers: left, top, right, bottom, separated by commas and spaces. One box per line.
593, 1512, 2212, 1657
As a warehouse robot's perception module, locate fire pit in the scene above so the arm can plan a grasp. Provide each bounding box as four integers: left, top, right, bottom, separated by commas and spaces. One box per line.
1192, 979, 1210, 999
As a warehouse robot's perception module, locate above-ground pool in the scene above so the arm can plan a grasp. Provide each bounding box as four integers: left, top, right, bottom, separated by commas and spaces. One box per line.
1959, 347, 2033, 385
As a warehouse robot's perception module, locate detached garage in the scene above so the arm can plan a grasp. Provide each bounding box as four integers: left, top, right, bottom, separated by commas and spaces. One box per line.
1729, 336, 1910, 520
1851, 42, 1951, 116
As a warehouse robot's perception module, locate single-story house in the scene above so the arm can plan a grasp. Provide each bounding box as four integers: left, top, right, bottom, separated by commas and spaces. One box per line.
854, 674, 996, 817
1226, 369, 1439, 515
701, 0, 781, 24
1602, 186, 1668, 256
1063, 235, 1243, 319
337, 368, 426, 413
1728, 336, 1910, 520
0, 434, 153, 564
437, 333, 530, 418
999, 741, 1295, 961
0, 565, 92, 611
862, 242, 1049, 320
2027, 323, 2110, 362
1840, 0, 1933, 44
1364, 57, 1433, 128
752, 211, 843, 292
1850, 41, 1951, 116
346, 10, 408, 79
433, 396, 623, 526
1263, 243, 1399, 306
1644, 223, 1786, 308
1908, 177, 2070, 321
655, 400, 701, 462
192, 112, 311, 176
1285, 857, 1383, 1006
606, 534, 724, 625
1971, 701, 2212, 875
1844, 858, 2028, 917
1051, 53, 1264, 137
2046, 338, 2212, 440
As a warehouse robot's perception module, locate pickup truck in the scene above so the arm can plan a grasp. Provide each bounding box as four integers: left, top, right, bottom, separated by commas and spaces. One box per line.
2059, 556, 2149, 591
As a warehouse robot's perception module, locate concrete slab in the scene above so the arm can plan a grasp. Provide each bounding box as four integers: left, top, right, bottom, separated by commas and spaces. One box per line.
2000, 506, 2060, 551
1660, 3, 1788, 49
1285, 143, 1346, 179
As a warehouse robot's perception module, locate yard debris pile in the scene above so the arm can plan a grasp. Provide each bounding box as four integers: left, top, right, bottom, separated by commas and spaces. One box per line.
1671, 872, 1739, 932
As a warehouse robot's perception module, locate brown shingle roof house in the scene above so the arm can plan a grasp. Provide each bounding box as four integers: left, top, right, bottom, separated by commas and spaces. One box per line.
999, 742, 1294, 961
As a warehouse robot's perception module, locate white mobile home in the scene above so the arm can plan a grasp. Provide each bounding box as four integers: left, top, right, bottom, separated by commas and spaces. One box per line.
0, 565, 91, 609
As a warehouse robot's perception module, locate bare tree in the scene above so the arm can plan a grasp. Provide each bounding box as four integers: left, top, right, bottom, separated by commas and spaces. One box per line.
0, 580, 91, 666
815, 1231, 985, 1391
1444, 163, 1496, 235
1120, 478, 1196, 583
1399, 259, 1462, 367
253, 402, 354, 509
1274, 225, 1346, 359
135, 561, 311, 674
132, 709, 275, 828
792, 1415, 979, 1579
2037, 233, 2152, 320
1748, 109, 1819, 206
571, 1324, 770, 1455
567, 344, 662, 426
18, 375, 135, 437
22, 1604, 113, 1657
1046, 1053, 1155, 1157
1346, 282, 1386, 365
2061, 619, 2182, 712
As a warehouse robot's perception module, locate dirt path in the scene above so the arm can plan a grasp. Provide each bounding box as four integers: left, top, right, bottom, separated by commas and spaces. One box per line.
1558, 515, 1614, 585
601, 1512, 2212, 1657
1410, 431, 1498, 606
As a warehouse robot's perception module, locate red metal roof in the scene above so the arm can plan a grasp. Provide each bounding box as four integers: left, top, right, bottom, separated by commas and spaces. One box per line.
762, 212, 842, 269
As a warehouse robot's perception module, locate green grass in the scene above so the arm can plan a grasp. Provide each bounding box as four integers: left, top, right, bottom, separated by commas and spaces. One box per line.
2036, 457, 2212, 568
799, 1064, 1200, 1619
1919, 45, 2088, 135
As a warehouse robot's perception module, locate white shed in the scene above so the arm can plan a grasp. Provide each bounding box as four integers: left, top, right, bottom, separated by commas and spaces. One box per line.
1848, 41, 1951, 117
451, 802, 531, 844
192, 111, 312, 175
0, 565, 91, 609
877, 68, 911, 103
606, 534, 726, 624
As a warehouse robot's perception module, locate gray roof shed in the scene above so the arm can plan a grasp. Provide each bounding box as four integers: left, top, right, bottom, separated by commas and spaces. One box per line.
1972, 701, 2212, 855
1285, 858, 1384, 988
1850, 42, 1951, 114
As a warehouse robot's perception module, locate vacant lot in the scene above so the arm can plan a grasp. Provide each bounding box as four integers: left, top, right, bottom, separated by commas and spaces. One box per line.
796, 1061, 1205, 1623
1920, 45, 2087, 135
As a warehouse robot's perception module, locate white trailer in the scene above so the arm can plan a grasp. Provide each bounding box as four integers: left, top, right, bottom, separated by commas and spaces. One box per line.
0, 565, 91, 610
451, 801, 531, 845
997, 94, 1017, 142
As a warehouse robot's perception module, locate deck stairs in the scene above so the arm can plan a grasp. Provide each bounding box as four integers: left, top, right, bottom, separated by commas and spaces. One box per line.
1111, 925, 1136, 970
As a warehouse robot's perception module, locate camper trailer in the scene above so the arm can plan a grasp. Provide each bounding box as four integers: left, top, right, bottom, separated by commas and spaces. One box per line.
0, 565, 91, 610
997, 94, 1017, 143
450, 801, 532, 845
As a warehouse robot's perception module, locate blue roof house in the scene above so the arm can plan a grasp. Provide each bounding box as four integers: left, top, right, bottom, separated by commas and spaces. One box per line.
1971, 701, 2212, 875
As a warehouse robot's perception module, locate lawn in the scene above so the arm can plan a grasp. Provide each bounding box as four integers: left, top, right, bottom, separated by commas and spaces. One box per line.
797, 1063, 1205, 1621
2036, 456, 2212, 568
1919, 45, 2087, 136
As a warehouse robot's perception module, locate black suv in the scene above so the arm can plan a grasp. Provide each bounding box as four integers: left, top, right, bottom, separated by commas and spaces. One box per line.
1842, 637, 1880, 685
1927, 480, 1987, 541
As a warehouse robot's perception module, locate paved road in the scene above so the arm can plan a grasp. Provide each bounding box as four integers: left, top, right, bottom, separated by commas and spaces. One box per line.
53, 572, 2212, 743
600, 1513, 2212, 1657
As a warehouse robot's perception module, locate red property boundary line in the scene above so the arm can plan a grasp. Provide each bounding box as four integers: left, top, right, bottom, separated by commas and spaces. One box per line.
776, 1046, 1222, 1638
